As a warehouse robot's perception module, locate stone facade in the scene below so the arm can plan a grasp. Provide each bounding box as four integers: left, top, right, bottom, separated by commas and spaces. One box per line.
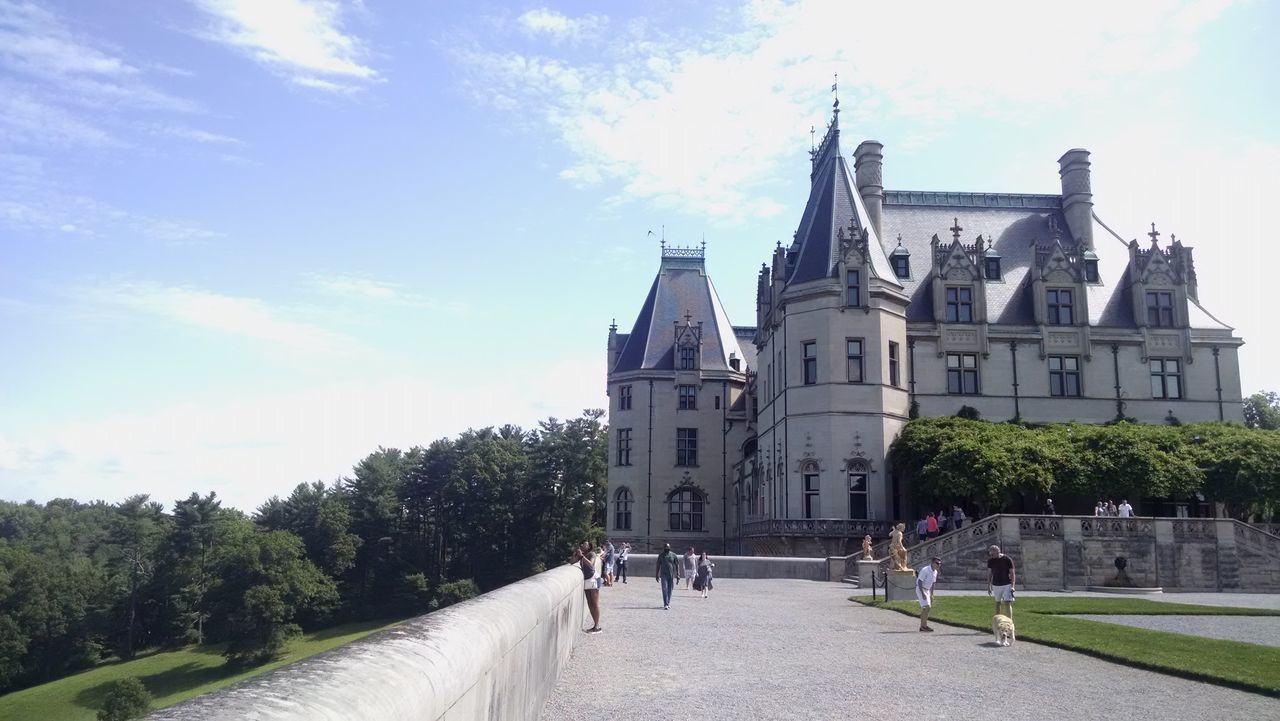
606, 105, 1245, 555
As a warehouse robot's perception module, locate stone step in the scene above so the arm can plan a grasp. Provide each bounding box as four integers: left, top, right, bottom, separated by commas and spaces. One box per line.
841, 576, 860, 587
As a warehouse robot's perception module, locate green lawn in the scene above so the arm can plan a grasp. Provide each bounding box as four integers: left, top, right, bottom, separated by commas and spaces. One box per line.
852, 595, 1280, 697
0, 619, 403, 721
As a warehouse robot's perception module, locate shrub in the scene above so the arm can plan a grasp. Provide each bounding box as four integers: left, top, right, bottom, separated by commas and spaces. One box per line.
433, 579, 480, 610
97, 678, 152, 721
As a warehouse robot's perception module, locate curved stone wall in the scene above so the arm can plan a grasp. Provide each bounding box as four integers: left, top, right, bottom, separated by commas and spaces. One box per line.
625, 553, 830, 581
147, 565, 585, 721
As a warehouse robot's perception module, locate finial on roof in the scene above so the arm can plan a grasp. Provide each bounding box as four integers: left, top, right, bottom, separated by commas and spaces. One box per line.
1148, 222, 1160, 244
609, 318, 617, 332
1170, 233, 1178, 244
831, 73, 839, 110
896, 233, 904, 248
950, 218, 963, 242
684, 310, 693, 325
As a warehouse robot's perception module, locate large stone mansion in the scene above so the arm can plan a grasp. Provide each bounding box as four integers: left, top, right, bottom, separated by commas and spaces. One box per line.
604, 105, 1244, 555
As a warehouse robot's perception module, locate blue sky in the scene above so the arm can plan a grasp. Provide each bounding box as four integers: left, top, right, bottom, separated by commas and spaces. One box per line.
2, 0, 1276, 512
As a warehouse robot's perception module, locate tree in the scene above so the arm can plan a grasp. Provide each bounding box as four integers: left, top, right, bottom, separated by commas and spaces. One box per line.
171, 493, 228, 644
107, 496, 166, 659
97, 677, 152, 721
1243, 391, 1280, 430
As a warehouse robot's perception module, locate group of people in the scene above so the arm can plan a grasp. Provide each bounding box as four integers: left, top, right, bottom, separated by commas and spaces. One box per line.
915, 506, 967, 540
655, 544, 715, 608
1094, 499, 1134, 517
916, 544, 1016, 633
569, 539, 631, 634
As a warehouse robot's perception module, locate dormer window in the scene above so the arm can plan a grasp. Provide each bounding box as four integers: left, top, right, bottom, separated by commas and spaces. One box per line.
1085, 259, 1100, 283
1146, 291, 1174, 327
846, 270, 861, 306
891, 254, 910, 279
984, 257, 1002, 281
1046, 289, 1074, 325
945, 287, 974, 323
680, 346, 697, 369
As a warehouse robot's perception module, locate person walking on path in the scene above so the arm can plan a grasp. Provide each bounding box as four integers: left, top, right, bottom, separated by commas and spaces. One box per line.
617, 542, 630, 583
987, 545, 1016, 620
916, 515, 929, 541
682, 547, 697, 590
656, 543, 680, 609
603, 541, 616, 587
695, 551, 715, 598
1045, 498, 1057, 515
926, 513, 938, 538
1118, 499, 1133, 518
952, 505, 965, 530
917, 556, 942, 632
570, 541, 602, 633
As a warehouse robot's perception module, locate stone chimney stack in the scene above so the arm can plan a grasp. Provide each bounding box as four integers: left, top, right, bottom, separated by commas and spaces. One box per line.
853, 140, 884, 239
1058, 149, 1094, 250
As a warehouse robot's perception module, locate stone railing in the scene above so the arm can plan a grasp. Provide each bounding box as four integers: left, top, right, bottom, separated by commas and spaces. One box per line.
1080, 517, 1154, 537
147, 565, 585, 721
626, 553, 830, 581
1251, 522, 1280, 537
741, 518, 892, 538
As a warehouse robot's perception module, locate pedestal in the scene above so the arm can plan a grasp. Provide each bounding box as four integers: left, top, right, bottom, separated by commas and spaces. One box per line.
885, 569, 918, 602
857, 560, 880, 589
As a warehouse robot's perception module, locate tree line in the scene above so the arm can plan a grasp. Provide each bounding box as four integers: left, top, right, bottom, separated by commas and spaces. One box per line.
890, 417, 1280, 520
0, 410, 607, 696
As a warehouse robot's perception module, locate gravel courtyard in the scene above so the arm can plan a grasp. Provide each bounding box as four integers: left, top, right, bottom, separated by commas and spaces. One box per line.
540, 579, 1277, 721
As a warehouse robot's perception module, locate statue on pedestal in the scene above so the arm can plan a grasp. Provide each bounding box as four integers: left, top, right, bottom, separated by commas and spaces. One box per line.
889, 523, 909, 571
861, 535, 873, 560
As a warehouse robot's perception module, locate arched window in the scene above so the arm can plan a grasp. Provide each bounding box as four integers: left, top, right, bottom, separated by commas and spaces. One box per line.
802, 462, 820, 519
614, 487, 633, 531
848, 461, 869, 520
668, 488, 704, 531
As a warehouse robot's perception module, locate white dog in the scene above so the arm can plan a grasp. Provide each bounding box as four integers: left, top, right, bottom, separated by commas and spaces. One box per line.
992, 614, 1016, 646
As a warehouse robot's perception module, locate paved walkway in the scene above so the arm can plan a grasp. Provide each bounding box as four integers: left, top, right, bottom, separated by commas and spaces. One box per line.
541, 579, 1277, 721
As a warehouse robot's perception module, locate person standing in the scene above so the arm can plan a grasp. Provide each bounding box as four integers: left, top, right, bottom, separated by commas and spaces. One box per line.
656, 543, 679, 609
1118, 499, 1133, 518
917, 556, 942, 632
682, 547, 697, 590
1045, 498, 1057, 516
1107, 500, 1118, 516
952, 505, 965, 530
617, 542, 630, 584
986, 545, 1016, 620
570, 541, 602, 633
916, 515, 929, 541
603, 541, 616, 587
696, 551, 714, 598
926, 512, 938, 539
938, 512, 949, 535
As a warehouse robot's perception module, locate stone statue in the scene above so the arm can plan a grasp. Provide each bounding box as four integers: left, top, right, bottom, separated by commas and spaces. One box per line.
889, 523, 909, 571
861, 535, 873, 560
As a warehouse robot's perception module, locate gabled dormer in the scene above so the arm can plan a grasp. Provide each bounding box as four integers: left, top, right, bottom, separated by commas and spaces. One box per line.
1127, 223, 1195, 364
1032, 236, 1093, 359
889, 235, 912, 280
673, 314, 703, 374
930, 220, 990, 358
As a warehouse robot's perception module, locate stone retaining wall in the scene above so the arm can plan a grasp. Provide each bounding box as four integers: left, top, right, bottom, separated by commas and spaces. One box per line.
146, 565, 585, 721
624, 553, 830, 581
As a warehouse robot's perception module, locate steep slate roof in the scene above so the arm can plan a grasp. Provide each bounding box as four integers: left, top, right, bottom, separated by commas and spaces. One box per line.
612, 252, 748, 373
786, 114, 899, 288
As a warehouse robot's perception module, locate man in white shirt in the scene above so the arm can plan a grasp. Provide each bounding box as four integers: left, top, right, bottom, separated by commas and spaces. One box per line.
1118, 500, 1133, 518
917, 557, 942, 632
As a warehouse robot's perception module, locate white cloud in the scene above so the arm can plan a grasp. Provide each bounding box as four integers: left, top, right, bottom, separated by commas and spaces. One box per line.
517, 8, 606, 42
195, 0, 379, 91
0, 184, 221, 244
458, 0, 1246, 222
155, 125, 243, 145
0, 361, 607, 511
306, 272, 470, 313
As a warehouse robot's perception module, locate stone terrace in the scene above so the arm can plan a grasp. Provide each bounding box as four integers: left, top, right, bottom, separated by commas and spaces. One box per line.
541, 579, 1276, 721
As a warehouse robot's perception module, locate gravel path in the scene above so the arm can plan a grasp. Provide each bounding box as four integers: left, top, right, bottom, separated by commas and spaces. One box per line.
541, 579, 1277, 721
1070, 614, 1280, 647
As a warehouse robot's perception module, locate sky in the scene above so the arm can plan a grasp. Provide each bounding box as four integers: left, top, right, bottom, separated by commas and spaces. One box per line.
1, 0, 1276, 513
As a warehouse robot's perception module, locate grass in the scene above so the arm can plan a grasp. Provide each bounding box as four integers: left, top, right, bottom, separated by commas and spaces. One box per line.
851, 595, 1280, 697
0, 619, 403, 721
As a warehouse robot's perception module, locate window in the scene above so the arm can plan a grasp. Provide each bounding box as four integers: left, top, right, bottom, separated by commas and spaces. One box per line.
985, 257, 1002, 280
1085, 259, 1100, 283
669, 488, 704, 531
1046, 289, 1074, 326
803, 341, 817, 385
678, 384, 697, 410
803, 470, 820, 519
848, 466, 868, 519
616, 428, 632, 466
946, 353, 979, 395
1146, 291, 1174, 327
614, 488, 633, 530
846, 270, 860, 306
945, 287, 973, 323
714, 395, 721, 410
846, 339, 864, 383
618, 384, 632, 410
680, 346, 697, 370
677, 428, 698, 466
892, 255, 910, 279
889, 342, 900, 387
1048, 356, 1081, 397
1150, 359, 1182, 399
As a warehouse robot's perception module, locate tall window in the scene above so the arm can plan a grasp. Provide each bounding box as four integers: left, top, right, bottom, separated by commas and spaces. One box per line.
676, 428, 698, 466
1046, 289, 1074, 325
892, 255, 910, 279
945, 287, 974, 323
618, 384, 632, 410
1085, 260, 1100, 283
846, 270, 860, 306
680, 346, 697, 369
678, 384, 697, 410
669, 488, 704, 531
985, 257, 1002, 280
946, 353, 979, 395
848, 465, 868, 519
803, 469, 820, 519
1150, 359, 1182, 399
803, 341, 817, 385
1048, 356, 1081, 397
1146, 291, 1174, 327
616, 428, 632, 466
889, 342, 900, 387
614, 488, 633, 531
846, 339, 864, 383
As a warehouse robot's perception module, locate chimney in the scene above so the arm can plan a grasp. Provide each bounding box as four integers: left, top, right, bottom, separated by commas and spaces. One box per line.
853, 140, 884, 240
1058, 149, 1094, 250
